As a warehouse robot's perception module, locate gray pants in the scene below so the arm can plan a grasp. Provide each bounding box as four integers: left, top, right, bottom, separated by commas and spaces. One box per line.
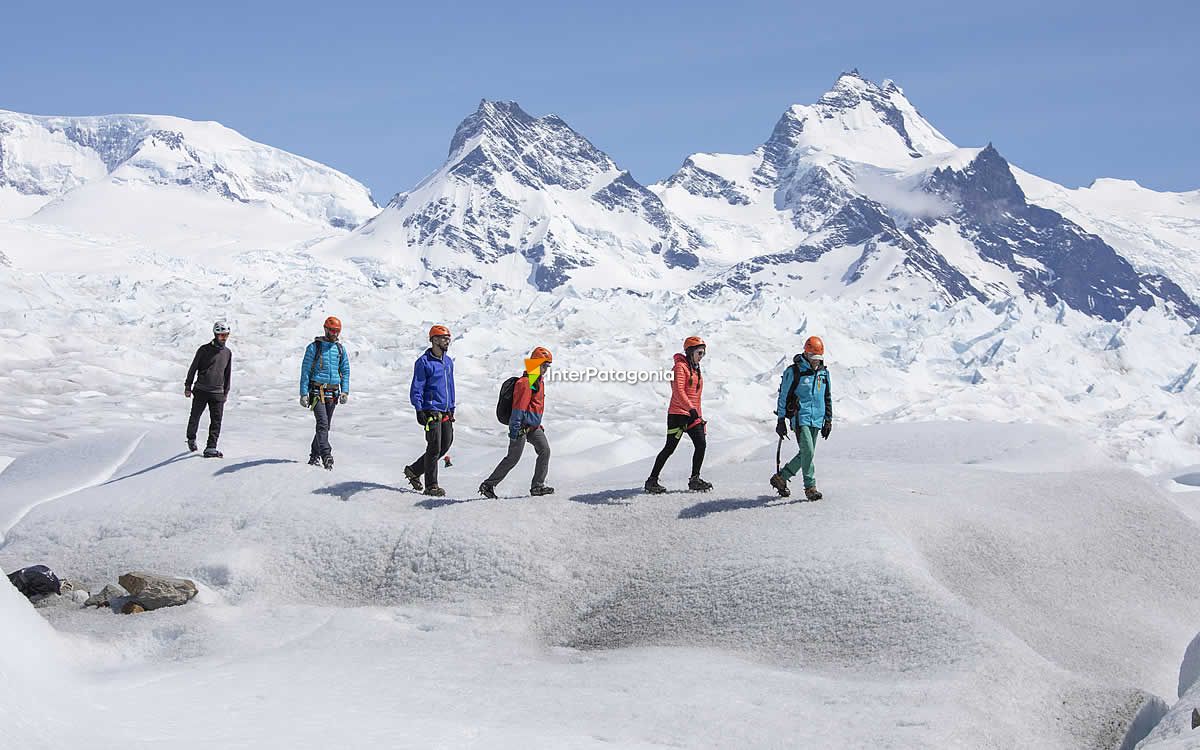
484, 428, 550, 489
310, 394, 338, 459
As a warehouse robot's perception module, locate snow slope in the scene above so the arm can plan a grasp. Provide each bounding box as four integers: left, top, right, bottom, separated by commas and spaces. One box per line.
2, 418, 1197, 749
0, 109, 379, 247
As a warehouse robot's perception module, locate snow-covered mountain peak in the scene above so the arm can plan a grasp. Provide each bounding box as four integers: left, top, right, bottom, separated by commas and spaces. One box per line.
0, 109, 378, 229
781, 71, 957, 168
334, 101, 706, 291
442, 99, 616, 191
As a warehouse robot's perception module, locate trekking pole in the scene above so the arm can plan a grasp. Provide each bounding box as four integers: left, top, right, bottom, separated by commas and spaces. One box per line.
775, 434, 783, 474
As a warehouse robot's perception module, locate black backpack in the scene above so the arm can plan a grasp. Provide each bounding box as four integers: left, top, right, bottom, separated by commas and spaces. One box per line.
496, 376, 520, 424
784, 354, 824, 418
7, 565, 62, 599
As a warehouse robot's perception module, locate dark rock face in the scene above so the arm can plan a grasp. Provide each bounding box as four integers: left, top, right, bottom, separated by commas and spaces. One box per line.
661, 158, 751, 206
922, 145, 1200, 321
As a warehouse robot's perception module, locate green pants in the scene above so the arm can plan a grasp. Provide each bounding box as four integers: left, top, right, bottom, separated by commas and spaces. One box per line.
781, 425, 820, 488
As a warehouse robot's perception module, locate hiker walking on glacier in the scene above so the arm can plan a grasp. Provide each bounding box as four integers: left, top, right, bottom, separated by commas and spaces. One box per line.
300, 316, 350, 471
184, 321, 232, 458
644, 337, 712, 494
479, 347, 555, 499
404, 325, 456, 497
771, 336, 832, 501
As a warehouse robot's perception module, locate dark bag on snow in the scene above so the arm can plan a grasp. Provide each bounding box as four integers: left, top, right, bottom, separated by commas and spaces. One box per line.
496, 376, 520, 424
7, 565, 63, 598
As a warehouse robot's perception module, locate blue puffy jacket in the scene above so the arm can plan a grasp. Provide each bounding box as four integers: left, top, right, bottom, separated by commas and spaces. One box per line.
410, 349, 455, 412
300, 338, 350, 395
776, 358, 831, 428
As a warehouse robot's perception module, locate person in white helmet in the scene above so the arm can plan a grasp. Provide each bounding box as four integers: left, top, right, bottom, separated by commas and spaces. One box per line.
185, 321, 232, 458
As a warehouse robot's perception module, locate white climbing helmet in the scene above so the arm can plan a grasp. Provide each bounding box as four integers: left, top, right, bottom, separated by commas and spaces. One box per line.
213, 321, 232, 335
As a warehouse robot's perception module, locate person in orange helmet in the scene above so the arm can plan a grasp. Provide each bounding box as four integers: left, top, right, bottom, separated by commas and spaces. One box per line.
404, 325, 456, 496
645, 336, 711, 494
300, 316, 350, 470
479, 346, 554, 498
771, 335, 832, 501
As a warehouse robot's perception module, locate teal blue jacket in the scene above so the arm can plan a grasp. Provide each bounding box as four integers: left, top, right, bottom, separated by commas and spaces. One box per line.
300, 338, 350, 394
776, 359, 831, 428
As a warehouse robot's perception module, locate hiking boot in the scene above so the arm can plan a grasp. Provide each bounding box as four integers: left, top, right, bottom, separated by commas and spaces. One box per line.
530, 485, 555, 496
424, 485, 446, 497
187, 439, 198, 452
644, 478, 667, 495
202, 448, 223, 459
404, 466, 424, 491
804, 486, 823, 501
308, 455, 322, 467
322, 455, 334, 471
479, 482, 497, 499
688, 476, 713, 491
770, 473, 791, 498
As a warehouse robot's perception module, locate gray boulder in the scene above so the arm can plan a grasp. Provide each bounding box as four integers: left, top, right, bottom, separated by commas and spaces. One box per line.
118, 572, 197, 611
83, 584, 128, 609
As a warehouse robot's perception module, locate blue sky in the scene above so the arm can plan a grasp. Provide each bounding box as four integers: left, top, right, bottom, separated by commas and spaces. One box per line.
3, 0, 1196, 199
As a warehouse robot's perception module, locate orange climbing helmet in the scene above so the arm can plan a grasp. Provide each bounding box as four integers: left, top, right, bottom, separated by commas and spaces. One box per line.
429, 325, 451, 339
803, 336, 825, 357
683, 336, 706, 351
530, 346, 553, 362
323, 316, 342, 333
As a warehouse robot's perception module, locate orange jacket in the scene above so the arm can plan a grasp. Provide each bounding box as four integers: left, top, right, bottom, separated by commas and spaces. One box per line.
668, 353, 703, 419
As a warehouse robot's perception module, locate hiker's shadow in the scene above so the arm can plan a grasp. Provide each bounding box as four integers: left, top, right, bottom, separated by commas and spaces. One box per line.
103, 452, 194, 485
314, 481, 409, 502
215, 458, 298, 476
415, 495, 482, 510
678, 495, 799, 519
569, 488, 641, 506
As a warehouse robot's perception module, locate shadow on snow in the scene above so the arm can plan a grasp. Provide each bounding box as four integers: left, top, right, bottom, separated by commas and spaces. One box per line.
103, 452, 195, 485
214, 458, 298, 476
313, 481, 409, 502
677, 495, 801, 519
568, 488, 642, 506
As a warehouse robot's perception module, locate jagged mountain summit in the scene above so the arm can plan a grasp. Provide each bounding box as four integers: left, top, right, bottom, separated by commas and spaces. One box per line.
335, 100, 708, 292
654, 71, 1199, 321
0, 109, 379, 230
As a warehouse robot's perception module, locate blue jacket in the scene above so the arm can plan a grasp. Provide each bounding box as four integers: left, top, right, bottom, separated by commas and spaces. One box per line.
300, 338, 350, 395
776, 359, 831, 428
410, 349, 455, 412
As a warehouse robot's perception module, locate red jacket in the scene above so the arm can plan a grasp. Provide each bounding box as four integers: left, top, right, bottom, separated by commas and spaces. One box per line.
509, 373, 546, 438
668, 353, 702, 419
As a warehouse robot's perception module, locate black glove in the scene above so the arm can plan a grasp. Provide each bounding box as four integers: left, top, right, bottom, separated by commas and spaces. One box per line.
776, 418, 788, 438
300, 394, 310, 408
821, 421, 831, 440
688, 409, 699, 422
448, 410, 455, 422
339, 393, 348, 405
416, 410, 429, 426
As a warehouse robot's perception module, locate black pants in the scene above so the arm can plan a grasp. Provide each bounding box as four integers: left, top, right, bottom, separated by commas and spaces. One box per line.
311, 394, 338, 459
650, 413, 706, 480
407, 416, 454, 487
187, 391, 225, 450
